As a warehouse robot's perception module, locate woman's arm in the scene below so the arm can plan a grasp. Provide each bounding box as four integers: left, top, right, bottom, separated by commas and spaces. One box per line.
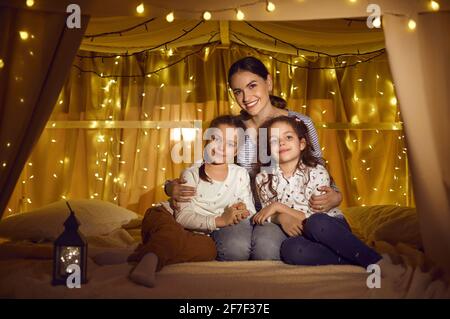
173, 170, 216, 233
306, 165, 340, 214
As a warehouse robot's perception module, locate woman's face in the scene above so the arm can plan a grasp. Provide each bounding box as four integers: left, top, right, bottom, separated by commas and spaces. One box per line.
205, 124, 238, 164
269, 121, 305, 165
230, 70, 273, 117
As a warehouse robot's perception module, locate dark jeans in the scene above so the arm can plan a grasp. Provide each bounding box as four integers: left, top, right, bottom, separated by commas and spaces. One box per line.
280, 214, 382, 268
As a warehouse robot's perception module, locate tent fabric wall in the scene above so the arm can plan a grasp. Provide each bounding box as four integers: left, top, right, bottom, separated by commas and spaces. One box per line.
5, 45, 410, 217
0, 0, 448, 273
0, 6, 89, 219
383, 11, 450, 271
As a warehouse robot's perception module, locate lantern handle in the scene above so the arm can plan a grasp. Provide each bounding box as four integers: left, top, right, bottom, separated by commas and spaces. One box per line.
66, 201, 74, 214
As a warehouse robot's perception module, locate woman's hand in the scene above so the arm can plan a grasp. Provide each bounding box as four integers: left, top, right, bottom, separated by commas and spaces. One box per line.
278, 213, 305, 237
167, 177, 196, 210
252, 203, 278, 225
309, 186, 342, 213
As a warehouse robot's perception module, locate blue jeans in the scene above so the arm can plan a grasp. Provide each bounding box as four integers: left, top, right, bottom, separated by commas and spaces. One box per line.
280, 214, 382, 268
211, 219, 287, 261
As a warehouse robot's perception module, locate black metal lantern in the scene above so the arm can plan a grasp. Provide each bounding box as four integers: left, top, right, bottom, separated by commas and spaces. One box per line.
52, 202, 88, 286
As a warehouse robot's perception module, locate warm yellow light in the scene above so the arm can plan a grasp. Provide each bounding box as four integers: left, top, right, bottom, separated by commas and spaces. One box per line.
136, 3, 144, 14
349, 0, 357, 3
203, 11, 212, 20
0, 59, 4, 69
372, 17, 381, 28
430, 1, 440, 11
168, 48, 173, 56
236, 9, 245, 20
166, 12, 174, 22
19, 31, 29, 40
408, 19, 416, 30
266, 1, 276, 12
26, 0, 34, 7
390, 97, 397, 106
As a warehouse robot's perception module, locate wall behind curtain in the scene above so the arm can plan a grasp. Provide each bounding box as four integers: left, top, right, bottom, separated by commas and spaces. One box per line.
4, 44, 413, 216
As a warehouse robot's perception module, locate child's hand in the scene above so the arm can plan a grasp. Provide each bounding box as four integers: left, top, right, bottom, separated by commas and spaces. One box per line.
252, 203, 278, 225
233, 202, 250, 221
216, 204, 249, 227
278, 214, 305, 237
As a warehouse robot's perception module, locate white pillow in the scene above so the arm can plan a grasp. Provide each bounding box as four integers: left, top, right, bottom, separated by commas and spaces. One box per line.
0, 199, 139, 241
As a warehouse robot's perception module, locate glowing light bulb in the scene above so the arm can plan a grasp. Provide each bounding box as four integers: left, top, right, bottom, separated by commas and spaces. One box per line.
373, 17, 381, 28
390, 97, 397, 106
166, 12, 174, 22
19, 31, 29, 40
236, 9, 245, 20
203, 11, 212, 20
430, 1, 440, 11
266, 1, 276, 12
0, 59, 4, 69
408, 19, 416, 30
26, 0, 34, 7
136, 3, 144, 14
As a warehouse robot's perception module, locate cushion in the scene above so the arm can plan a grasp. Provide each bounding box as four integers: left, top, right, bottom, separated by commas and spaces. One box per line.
0, 199, 139, 242
342, 205, 422, 249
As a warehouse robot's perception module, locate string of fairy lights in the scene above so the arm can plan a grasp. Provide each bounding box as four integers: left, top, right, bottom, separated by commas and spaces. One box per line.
3, 0, 443, 213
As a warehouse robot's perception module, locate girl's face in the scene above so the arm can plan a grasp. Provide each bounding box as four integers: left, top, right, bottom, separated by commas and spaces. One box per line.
230, 70, 273, 117
206, 124, 239, 164
269, 121, 306, 165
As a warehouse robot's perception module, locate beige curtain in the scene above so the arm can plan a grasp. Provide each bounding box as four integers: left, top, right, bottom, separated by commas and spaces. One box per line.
0, 6, 89, 219
383, 11, 450, 271
4, 42, 412, 216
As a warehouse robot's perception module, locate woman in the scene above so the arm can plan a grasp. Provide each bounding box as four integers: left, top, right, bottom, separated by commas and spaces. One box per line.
165, 56, 342, 260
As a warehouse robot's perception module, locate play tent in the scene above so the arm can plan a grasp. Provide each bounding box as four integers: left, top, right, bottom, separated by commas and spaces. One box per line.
0, 0, 448, 298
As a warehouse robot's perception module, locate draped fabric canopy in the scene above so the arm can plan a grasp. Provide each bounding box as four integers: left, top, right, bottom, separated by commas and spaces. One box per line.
80, 18, 385, 55
0, 4, 88, 221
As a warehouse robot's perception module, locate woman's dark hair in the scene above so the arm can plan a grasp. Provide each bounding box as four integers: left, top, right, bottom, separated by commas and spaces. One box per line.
228, 56, 287, 120
199, 115, 246, 183
257, 115, 332, 201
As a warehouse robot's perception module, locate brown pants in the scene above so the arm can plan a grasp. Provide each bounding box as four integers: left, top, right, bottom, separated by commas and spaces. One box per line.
127, 205, 217, 271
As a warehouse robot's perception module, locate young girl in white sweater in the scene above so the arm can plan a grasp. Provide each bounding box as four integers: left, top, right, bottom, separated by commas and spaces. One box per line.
124, 115, 256, 287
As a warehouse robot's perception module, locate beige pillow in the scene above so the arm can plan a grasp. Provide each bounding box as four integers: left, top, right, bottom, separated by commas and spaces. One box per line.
0, 199, 139, 241
342, 205, 422, 249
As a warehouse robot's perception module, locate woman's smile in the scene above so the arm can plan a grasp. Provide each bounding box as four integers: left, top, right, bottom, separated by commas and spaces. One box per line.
244, 99, 259, 110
